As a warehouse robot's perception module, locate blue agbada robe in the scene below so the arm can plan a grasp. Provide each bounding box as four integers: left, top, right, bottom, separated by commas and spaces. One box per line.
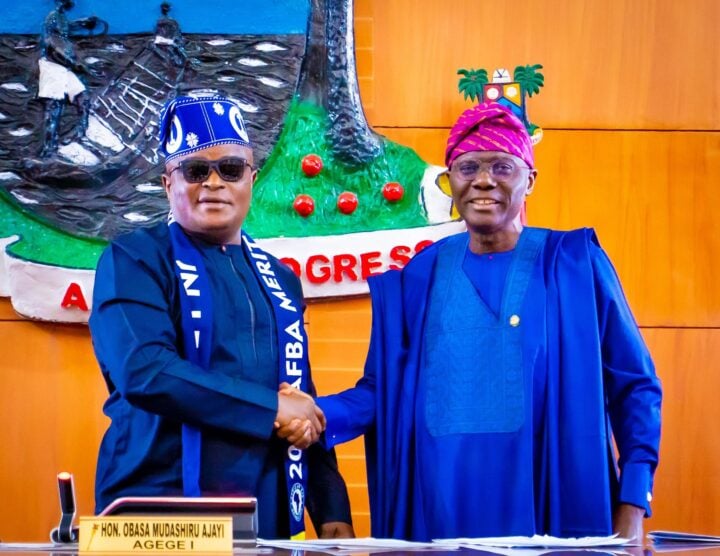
90, 224, 350, 538
318, 227, 661, 541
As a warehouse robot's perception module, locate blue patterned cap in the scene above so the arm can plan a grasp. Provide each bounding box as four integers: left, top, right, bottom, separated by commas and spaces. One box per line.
158, 95, 251, 162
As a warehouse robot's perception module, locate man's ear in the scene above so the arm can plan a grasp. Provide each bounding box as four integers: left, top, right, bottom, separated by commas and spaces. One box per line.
161, 172, 172, 196
436, 171, 460, 220
525, 169, 538, 196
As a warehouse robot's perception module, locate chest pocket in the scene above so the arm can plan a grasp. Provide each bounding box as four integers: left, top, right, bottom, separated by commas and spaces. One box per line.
422, 230, 547, 437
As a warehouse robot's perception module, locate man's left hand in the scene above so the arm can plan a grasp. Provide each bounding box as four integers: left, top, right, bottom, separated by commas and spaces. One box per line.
613, 503, 645, 544
276, 417, 318, 449
319, 522, 355, 539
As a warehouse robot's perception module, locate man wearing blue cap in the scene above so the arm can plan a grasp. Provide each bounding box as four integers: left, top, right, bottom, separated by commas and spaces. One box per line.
90, 95, 354, 539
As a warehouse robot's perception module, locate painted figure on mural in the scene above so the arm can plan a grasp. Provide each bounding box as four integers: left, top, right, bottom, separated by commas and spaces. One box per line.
89, 95, 354, 539
279, 102, 662, 541
152, 2, 187, 68
38, 0, 103, 157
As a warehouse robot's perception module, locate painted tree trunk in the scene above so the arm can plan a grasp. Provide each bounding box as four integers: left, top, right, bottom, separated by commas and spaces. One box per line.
297, 0, 383, 165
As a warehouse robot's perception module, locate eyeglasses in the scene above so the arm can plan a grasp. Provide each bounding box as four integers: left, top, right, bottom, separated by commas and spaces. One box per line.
169, 157, 253, 183
450, 158, 530, 181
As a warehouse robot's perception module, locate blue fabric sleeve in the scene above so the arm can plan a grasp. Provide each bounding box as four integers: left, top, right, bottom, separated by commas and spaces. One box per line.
302, 304, 354, 528
317, 373, 376, 449
316, 269, 399, 450
90, 242, 278, 439
590, 238, 662, 515
618, 462, 653, 512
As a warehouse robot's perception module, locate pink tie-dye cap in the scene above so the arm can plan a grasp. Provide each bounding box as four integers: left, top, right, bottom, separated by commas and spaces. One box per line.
445, 102, 535, 169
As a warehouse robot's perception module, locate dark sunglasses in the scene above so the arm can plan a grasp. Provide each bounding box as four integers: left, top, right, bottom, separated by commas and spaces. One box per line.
169, 157, 253, 183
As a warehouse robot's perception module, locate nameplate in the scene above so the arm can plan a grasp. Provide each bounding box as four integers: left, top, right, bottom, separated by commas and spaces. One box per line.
78, 516, 233, 553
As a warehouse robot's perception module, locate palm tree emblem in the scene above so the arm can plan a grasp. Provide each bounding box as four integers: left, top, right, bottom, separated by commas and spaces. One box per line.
456, 63, 545, 143
513, 64, 544, 135
514, 64, 544, 97
457, 68, 488, 103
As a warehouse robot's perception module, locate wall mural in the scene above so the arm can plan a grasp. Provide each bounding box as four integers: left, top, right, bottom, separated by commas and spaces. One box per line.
0, 0, 464, 322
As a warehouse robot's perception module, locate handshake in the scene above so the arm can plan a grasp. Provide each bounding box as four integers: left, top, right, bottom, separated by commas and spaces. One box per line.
274, 382, 326, 449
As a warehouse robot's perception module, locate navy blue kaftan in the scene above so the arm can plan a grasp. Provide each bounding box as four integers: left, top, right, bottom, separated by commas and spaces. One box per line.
90, 223, 350, 538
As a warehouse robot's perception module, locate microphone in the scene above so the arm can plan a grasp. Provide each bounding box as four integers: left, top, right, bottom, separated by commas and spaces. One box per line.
50, 472, 78, 543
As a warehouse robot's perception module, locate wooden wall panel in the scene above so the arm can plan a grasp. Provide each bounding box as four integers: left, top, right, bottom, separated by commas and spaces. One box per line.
336, 438, 370, 536
309, 314, 720, 537
4, 303, 720, 539
0, 298, 19, 320
378, 127, 720, 327
1, 0, 719, 542
0, 297, 376, 542
307, 299, 372, 534
644, 328, 720, 534
0, 319, 105, 542
361, 0, 720, 130
310, 320, 720, 537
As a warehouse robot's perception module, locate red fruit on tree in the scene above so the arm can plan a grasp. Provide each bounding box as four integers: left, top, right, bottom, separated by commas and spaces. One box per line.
293, 194, 315, 217
301, 154, 323, 176
382, 181, 404, 202
337, 191, 358, 214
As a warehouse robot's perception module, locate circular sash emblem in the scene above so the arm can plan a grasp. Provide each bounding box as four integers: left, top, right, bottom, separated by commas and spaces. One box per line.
290, 483, 305, 522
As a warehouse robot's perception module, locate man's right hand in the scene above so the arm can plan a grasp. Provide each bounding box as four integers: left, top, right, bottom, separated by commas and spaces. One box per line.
275, 384, 325, 449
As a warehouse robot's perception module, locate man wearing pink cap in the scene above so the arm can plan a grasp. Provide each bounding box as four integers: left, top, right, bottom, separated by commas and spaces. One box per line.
311, 103, 662, 541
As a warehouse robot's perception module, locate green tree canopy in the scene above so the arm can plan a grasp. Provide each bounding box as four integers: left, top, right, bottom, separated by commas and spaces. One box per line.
457, 68, 488, 103
513, 64, 544, 97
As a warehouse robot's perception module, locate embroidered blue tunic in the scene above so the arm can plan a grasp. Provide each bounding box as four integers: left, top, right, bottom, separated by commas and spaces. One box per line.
90, 223, 350, 538
319, 227, 661, 540
413, 231, 546, 539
